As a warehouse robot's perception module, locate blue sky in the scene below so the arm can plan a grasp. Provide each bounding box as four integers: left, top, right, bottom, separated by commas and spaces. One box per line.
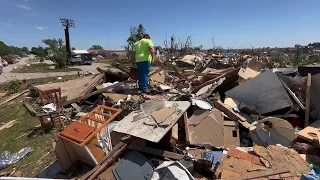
0, 0, 319, 50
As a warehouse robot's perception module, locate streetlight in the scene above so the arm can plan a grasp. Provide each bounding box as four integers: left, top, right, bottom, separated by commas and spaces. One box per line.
60, 18, 76, 64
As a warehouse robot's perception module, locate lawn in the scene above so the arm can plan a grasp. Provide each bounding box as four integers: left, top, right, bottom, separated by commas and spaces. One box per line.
0, 74, 79, 94
0, 75, 86, 177
12, 63, 81, 73
0, 100, 56, 177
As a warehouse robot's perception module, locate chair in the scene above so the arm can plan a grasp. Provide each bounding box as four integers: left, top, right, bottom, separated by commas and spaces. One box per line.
38, 88, 68, 132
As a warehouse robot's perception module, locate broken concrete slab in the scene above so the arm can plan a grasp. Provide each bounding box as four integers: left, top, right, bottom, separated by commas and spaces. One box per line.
226, 71, 294, 114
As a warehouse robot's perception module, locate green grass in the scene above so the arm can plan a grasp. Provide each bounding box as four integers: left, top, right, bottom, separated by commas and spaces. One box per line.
0, 74, 79, 94
0, 100, 56, 177
12, 63, 81, 73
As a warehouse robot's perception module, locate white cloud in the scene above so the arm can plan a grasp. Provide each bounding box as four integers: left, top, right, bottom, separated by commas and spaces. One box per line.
15, 4, 31, 10
24, 0, 28, 2
35, 26, 44, 31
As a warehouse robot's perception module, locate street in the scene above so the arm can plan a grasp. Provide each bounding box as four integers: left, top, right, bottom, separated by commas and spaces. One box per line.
0, 55, 108, 83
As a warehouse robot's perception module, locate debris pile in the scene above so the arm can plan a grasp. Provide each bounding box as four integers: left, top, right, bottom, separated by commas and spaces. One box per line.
15, 56, 320, 179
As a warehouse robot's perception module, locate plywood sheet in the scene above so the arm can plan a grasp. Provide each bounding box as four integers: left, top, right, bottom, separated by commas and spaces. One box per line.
226, 71, 293, 114
224, 121, 240, 149
297, 120, 320, 142
188, 109, 224, 147
150, 70, 165, 83
35, 74, 104, 101
87, 136, 106, 163
113, 101, 190, 143
238, 68, 260, 80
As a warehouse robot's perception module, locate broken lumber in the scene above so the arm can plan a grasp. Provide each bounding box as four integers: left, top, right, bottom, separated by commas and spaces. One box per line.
0, 89, 28, 107
62, 81, 127, 106
305, 73, 311, 127
111, 62, 130, 73
191, 68, 237, 93
23, 102, 36, 116
213, 100, 250, 128
183, 112, 190, 144
224, 169, 289, 180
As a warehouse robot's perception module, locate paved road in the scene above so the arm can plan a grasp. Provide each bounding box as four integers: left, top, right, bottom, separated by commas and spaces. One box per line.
0, 56, 109, 83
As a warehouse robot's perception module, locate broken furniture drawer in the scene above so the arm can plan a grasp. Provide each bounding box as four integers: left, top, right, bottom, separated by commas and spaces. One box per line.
56, 105, 122, 169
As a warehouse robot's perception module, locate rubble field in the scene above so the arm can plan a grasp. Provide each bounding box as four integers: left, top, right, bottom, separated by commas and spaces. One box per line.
0, 53, 319, 180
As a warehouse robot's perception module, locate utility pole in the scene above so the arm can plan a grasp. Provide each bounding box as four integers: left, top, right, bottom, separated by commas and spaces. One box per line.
107, 32, 110, 50
60, 18, 76, 65
211, 36, 215, 50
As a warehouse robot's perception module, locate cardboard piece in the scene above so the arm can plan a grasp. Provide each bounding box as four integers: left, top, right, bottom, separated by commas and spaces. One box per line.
297, 120, 320, 142
151, 107, 177, 124
226, 71, 294, 114
238, 67, 260, 80
224, 121, 240, 148
188, 109, 224, 147
150, 70, 165, 83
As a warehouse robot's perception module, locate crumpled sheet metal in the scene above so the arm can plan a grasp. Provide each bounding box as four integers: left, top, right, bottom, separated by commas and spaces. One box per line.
0, 147, 33, 170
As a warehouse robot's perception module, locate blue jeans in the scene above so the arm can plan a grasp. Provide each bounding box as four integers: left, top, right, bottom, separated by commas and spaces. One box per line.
136, 61, 150, 93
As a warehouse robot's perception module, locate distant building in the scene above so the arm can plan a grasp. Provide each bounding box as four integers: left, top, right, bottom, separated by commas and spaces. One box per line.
295, 45, 314, 54
87, 50, 127, 59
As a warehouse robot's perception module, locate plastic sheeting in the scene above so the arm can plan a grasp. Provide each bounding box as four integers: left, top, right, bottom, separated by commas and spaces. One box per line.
0, 147, 33, 170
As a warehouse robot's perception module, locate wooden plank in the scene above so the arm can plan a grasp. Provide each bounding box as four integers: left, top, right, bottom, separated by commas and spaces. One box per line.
53, 141, 72, 170
223, 168, 289, 180
305, 73, 312, 127
171, 123, 178, 145
23, 102, 36, 116
297, 120, 320, 142
183, 112, 190, 144
192, 69, 237, 93
213, 100, 250, 129
81, 141, 128, 180
0, 89, 28, 107
71, 103, 82, 112
87, 136, 106, 163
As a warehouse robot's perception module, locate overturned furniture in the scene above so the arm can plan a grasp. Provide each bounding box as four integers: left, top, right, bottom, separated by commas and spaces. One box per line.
37, 87, 68, 133
55, 105, 122, 169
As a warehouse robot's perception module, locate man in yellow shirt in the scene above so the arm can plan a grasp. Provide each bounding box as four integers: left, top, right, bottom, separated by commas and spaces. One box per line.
133, 34, 155, 93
